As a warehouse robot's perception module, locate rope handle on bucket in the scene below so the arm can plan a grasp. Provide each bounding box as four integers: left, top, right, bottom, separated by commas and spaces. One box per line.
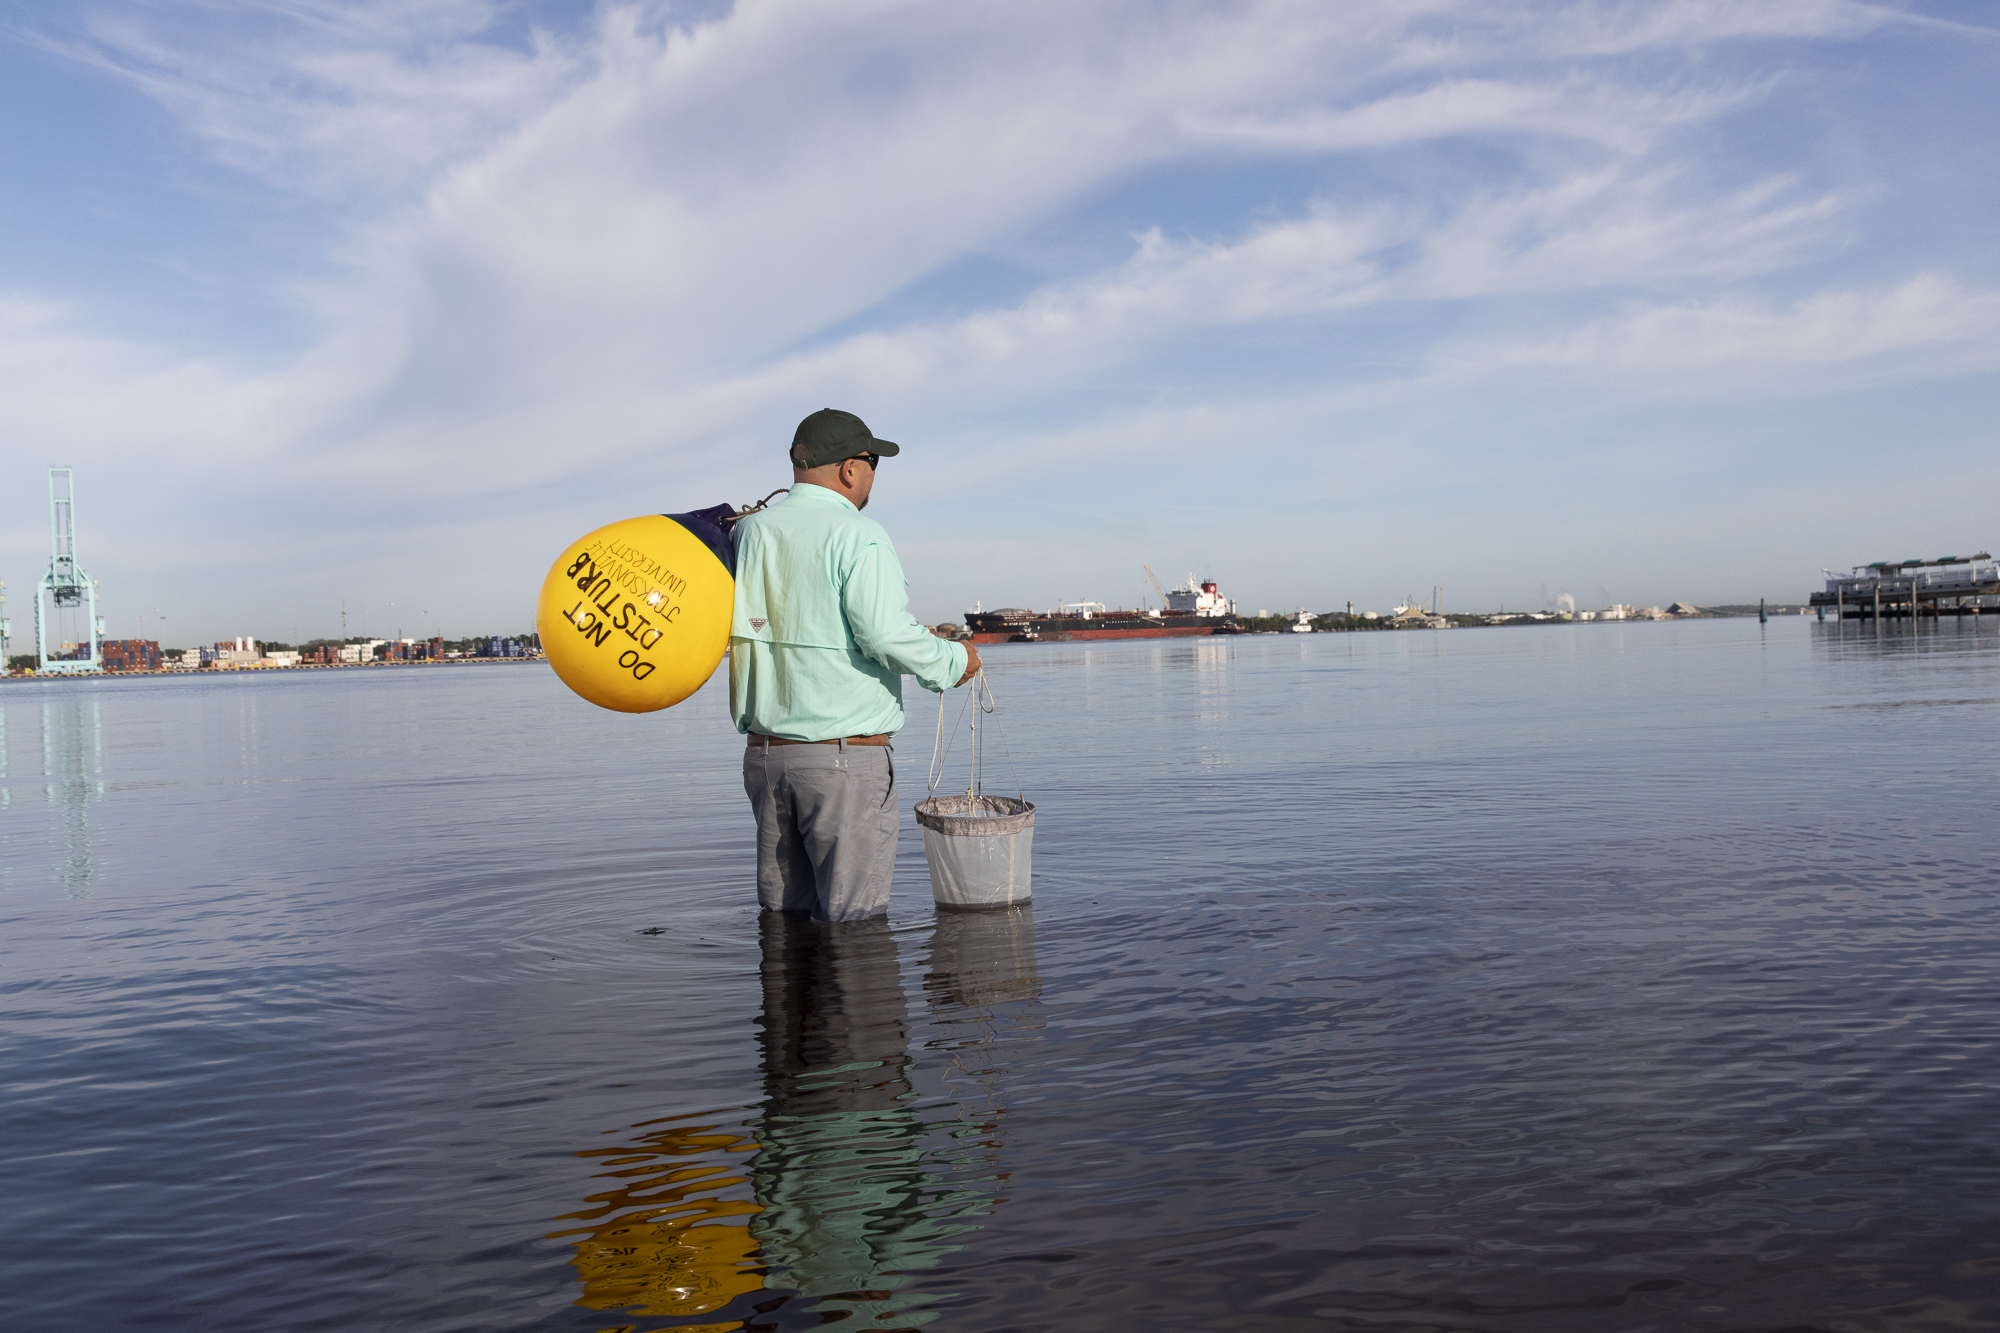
928, 668, 1024, 803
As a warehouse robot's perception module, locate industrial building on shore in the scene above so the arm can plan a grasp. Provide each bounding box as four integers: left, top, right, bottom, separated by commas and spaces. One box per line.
7, 635, 540, 678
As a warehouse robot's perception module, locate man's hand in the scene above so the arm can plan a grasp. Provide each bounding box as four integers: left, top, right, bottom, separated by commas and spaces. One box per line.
955, 641, 982, 686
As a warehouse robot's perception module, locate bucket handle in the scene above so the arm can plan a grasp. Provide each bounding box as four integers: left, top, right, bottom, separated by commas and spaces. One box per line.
928, 668, 1022, 802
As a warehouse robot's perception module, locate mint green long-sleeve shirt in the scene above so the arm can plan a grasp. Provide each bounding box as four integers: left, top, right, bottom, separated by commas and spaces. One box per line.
730, 483, 967, 741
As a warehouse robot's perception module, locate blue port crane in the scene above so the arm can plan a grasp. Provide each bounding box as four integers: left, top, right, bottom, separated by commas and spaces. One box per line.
36, 468, 102, 674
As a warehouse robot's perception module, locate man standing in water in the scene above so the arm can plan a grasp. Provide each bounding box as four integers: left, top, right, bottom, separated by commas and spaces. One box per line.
732, 408, 981, 922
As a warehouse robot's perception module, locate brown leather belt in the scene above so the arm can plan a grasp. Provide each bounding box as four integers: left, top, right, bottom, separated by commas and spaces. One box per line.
749, 733, 892, 747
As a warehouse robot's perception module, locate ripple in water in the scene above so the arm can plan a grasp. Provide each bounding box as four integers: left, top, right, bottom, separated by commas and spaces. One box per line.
2, 620, 1998, 1331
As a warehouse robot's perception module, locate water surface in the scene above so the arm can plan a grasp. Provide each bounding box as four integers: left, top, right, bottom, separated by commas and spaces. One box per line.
4, 619, 1999, 1331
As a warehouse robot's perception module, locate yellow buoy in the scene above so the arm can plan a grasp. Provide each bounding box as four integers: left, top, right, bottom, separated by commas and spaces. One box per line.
535, 508, 738, 713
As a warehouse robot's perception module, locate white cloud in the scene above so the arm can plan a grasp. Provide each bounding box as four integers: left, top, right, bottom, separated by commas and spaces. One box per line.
65, 0, 586, 202
600, 163, 1848, 448
1184, 76, 1761, 156
1500, 0, 1880, 57
1464, 275, 2000, 385
0, 298, 305, 467
0, 0, 1925, 454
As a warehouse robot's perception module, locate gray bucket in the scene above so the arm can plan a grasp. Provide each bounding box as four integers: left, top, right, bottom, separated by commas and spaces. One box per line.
913, 794, 1034, 910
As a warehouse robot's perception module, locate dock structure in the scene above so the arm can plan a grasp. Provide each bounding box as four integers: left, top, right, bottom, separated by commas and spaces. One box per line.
1809, 553, 1998, 620
35, 467, 103, 674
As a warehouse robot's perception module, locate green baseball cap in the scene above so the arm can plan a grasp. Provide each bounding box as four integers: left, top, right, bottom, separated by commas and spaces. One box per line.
789, 408, 901, 468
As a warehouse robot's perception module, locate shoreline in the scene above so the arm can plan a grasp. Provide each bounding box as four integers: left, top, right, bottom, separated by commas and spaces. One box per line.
2, 656, 549, 684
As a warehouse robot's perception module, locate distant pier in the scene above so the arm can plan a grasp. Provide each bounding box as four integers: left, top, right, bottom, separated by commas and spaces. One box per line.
1809, 553, 1998, 620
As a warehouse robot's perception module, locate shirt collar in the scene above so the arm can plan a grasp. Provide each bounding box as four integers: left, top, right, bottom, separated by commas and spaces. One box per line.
786, 482, 858, 514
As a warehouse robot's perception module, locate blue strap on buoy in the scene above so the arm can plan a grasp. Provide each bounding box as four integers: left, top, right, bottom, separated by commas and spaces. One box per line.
665, 503, 741, 577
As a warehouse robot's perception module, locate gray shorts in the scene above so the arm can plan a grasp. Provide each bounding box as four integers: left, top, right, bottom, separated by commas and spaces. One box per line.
743, 740, 899, 921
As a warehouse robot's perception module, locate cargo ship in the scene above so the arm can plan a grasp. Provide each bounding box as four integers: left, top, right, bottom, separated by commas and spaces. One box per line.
963, 575, 1239, 644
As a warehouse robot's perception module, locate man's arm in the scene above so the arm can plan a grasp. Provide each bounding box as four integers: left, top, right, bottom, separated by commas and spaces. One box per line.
931, 629, 981, 684
842, 542, 970, 690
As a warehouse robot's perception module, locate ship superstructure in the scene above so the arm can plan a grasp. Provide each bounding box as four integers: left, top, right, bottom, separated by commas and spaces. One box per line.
1164, 574, 1236, 617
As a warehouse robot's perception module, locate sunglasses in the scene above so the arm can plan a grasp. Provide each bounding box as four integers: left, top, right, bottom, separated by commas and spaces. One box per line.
849, 452, 879, 470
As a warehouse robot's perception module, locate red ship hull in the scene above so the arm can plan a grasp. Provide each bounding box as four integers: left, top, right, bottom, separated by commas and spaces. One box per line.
967, 622, 1238, 645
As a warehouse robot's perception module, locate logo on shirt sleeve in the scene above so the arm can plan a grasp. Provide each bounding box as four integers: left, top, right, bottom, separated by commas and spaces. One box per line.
749, 618, 768, 631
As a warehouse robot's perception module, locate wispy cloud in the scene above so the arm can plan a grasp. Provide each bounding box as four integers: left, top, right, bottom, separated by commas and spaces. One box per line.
58, 0, 586, 202
1463, 275, 2000, 385
1185, 76, 1764, 155
233, 0, 1861, 474
564, 164, 1850, 446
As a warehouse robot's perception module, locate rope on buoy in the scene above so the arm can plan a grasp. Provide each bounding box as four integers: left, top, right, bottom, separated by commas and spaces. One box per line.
730, 489, 789, 523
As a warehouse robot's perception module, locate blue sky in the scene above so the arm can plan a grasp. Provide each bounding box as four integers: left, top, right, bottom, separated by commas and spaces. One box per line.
2, 0, 1997, 645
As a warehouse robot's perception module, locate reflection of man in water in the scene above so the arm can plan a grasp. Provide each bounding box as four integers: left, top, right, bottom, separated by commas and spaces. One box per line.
560, 909, 1042, 1326
750, 913, 967, 1325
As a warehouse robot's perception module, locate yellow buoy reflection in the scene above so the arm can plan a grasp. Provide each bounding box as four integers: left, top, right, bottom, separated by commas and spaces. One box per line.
550, 1116, 763, 1321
